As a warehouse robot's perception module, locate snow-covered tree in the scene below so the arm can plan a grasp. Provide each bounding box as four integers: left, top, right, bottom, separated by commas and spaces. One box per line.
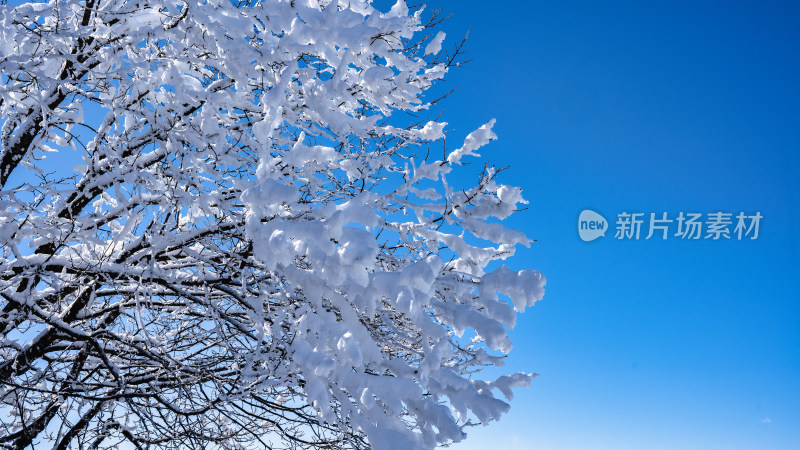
0, 1, 545, 448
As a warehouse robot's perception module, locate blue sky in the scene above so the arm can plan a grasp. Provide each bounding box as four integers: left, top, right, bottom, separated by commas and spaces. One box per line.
423, 1, 800, 449
4, 1, 797, 448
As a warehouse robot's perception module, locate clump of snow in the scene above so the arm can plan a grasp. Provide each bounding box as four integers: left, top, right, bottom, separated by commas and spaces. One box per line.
425, 31, 446, 55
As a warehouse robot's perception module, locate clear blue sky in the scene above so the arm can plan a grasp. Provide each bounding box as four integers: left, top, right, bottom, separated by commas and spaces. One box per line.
8, 1, 797, 448
416, 1, 800, 449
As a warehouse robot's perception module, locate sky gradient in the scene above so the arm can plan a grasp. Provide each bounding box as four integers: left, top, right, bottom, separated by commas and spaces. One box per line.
417, 1, 800, 449
4, 1, 797, 448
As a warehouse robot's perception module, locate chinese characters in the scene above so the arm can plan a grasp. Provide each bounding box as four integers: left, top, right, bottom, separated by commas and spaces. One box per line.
613, 211, 761, 240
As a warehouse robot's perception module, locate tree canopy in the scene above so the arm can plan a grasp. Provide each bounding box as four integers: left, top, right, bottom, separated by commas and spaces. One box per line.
0, 1, 545, 448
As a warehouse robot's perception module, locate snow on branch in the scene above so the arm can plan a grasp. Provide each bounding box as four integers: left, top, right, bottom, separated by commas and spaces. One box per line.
0, 1, 545, 449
